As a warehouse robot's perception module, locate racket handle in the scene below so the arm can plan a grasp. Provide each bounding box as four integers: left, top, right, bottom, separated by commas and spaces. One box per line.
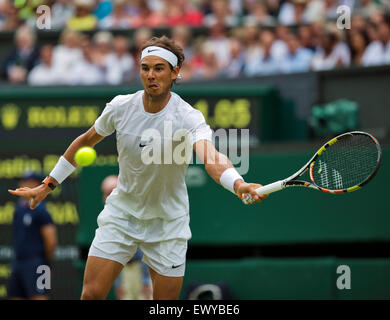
255, 180, 284, 195
242, 180, 284, 205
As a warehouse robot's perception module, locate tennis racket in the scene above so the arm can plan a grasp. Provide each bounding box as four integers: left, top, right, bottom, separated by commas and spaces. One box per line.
243, 131, 382, 204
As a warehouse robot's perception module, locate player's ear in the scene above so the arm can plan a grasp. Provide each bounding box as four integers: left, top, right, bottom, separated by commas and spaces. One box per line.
171, 66, 180, 81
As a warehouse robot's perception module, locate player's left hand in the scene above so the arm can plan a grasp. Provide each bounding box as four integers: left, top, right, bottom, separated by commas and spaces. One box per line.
235, 182, 269, 204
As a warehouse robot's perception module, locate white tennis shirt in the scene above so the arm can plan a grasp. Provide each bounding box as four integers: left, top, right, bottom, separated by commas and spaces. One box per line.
94, 90, 212, 221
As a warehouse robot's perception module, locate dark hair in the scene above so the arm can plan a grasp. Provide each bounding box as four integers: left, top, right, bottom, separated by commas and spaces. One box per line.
141, 36, 185, 69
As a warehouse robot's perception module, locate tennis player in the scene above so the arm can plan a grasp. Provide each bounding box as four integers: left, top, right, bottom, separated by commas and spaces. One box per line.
8, 36, 267, 300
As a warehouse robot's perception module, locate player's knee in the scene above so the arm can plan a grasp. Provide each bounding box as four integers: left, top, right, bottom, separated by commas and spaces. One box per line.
81, 284, 106, 300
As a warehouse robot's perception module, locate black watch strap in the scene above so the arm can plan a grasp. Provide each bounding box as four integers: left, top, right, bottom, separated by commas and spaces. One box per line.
42, 177, 56, 190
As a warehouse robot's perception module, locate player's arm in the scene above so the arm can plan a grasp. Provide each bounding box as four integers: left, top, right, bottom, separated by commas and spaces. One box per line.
193, 140, 267, 204
40, 223, 58, 263
8, 126, 105, 209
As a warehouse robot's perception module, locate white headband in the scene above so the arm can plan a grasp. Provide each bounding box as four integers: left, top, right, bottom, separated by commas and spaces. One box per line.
141, 46, 178, 67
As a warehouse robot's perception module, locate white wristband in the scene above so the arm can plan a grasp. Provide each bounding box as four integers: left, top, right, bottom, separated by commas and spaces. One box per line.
49, 156, 76, 184
220, 168, 244, 194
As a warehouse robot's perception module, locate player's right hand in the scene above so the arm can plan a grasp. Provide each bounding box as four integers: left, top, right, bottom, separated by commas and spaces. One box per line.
8, 184, 52, 209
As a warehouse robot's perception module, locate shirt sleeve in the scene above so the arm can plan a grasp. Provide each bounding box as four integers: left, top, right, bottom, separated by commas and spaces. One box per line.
36, 204, 54, 228
94, 99, 117, 137
182, 109, 213, 145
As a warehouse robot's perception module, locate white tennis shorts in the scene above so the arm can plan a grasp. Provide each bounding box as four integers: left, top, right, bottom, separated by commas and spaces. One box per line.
88, 205, 192, 277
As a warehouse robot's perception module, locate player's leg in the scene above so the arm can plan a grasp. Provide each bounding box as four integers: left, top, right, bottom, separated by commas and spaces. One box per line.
148, 267, 183, 300
140, 238, 187, 300
81, 256, 123, 300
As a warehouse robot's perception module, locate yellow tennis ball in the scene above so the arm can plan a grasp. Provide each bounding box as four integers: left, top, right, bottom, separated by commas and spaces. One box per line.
75, 147, 97, 166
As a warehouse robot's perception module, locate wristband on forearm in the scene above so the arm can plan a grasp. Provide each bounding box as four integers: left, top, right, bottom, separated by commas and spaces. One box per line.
49, 156, 76, 184
220, 167, 244, 194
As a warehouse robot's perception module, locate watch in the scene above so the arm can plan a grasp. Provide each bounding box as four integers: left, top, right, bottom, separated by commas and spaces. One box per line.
42, 177, 56, 190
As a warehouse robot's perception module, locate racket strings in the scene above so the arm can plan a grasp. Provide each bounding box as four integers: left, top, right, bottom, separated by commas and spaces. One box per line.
312, 134, 379, 190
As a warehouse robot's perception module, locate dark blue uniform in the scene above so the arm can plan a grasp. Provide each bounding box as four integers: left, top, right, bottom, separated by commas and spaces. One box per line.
7, 200, 54, 298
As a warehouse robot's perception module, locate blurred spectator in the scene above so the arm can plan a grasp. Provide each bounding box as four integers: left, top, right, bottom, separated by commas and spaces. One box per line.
347, 30, 370, 66
280, 32, 313, 73
304, 0, 340, 23
220, 37, 246, 78
311, 28, 351, 71
2, 24, 39, 83
99, 0, 132, 29
354, 0, 386, 19
272, 25, 289, 60
27, 44, 60, 85
351, 14, 367, 33
132, 27, 153, 65
242, 24, 262, 76
191, 40, 220, 79
164, 0, 203, 27
92, 30, 113, 68
51, 29, 83, 84
130, 0, 166, 28
278, 0, 310, 26
65, 36, 105, 85
298, 24, 316, 51
207, 21, 231, 70
105, 35, 136, 84
0, 0, 23, 31
67, 0, 98, 31
251, 29, 282, 75
204, 0, 238, 27
171, 25, 194, 60
362, 16, 390, 66
47, 0, 75, 30
243, 0, 276, 27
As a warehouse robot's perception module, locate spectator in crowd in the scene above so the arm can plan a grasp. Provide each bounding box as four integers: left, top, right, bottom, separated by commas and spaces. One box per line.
98, 0, 132, 29
249, 29, 281, 76
27, 44, 60, 85
243, 0, 276, 27
207, 21, 231, 71
105, 35, 135, 84
242, 24, 262, 76
204, 0, 238, 28
164, 0, 204, 27
65, 36, 105, 85
362, 15, 390, 66
91, 30, 113, 70
311, 28, 351, 71
220, 36, 246, 78
2, 24, 39, 83
272, 25, 289, 60
278, 0, 310, 26
132, 27, 153, 65
7, 171, 57, 300
51, 29, 83, 84
280, 32, 313, 73
100, 175, 152, 300
0, 0, 22, 31
347, 30, 370, 66
354, 0, 386, 19
171, 25, 194, 60
46, 0, 75, 30
67, 0, 98, 31
129, 0, 166, 28
298, 24, 316, 51
191, 39, 220, 79
94, 0, 113, 21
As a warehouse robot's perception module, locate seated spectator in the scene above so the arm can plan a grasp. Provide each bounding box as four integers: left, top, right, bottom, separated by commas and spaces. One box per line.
204, 0, 237, 28
130, 0, 166, 28
0, 0, 23, 31
171, 25, 194, 61
65, 37, 105, 85
52, 29, 83, 84
91, 30, 113, 68
163, 0, 203, 27
311, 29, 351, 71
105, 35, 135, 84
191, 40, 220, 80
94, 0, 113, 21
132, 27, 153, 66
278, 0, 310, 26
2, 24, 39, 83
207, 21, 232, 71
245, 29, 281, 76
354, 0, 386, 19
243, 0, 276, 27
362, 16, 390, 66
28, 44, 60, 85
280, 33, 313, 73
304, 0, 339, 23
98, 0, 132, 29
67, 0, 98, 31
347, 30, 370, 66
298, 24, 316, 51
46, 0, 75, 30
220, 37, 246, 78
